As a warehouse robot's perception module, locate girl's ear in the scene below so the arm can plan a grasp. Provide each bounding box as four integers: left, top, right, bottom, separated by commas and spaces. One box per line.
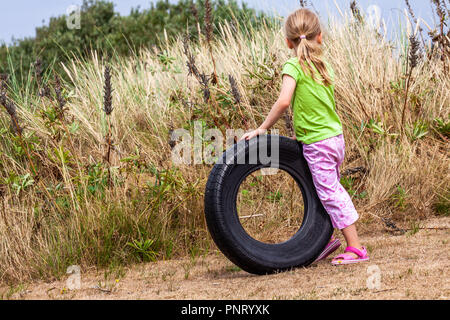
317, 32, 323, 44
286, 38, 295, 49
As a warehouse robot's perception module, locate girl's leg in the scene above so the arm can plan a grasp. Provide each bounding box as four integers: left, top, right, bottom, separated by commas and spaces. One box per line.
341, 224, 363, 258
303, 135, 364, 257
302, 135, 359, 230
334, 136, 363, 257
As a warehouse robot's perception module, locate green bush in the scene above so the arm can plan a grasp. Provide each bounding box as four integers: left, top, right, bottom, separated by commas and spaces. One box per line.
0, 0, 267, 85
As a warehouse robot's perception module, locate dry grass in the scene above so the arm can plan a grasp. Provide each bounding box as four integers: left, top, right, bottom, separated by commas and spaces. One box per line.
2, 217, 448, 300
237, 169, 305, 244
0, 6, 449, 285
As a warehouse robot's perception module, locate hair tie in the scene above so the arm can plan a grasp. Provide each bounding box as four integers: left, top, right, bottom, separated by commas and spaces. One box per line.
300, 35, 307, 40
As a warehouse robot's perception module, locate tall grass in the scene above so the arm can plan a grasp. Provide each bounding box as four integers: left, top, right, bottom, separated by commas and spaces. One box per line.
0, 5, 449, 284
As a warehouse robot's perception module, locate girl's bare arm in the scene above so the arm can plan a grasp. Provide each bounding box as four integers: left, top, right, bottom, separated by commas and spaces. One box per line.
241, 75, 296, 141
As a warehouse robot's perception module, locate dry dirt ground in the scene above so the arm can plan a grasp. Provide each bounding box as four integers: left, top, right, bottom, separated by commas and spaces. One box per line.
2, 217, 449, 300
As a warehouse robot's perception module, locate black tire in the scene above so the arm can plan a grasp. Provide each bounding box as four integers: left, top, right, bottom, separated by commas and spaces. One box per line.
204, 135, 333, 275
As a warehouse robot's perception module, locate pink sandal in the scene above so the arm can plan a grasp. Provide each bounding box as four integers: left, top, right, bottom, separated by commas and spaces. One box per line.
331, 246, 369, 266
314, 236, 341, 262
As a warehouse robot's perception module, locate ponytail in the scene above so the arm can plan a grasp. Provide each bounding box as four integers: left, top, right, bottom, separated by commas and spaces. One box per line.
285, 9, 332, 87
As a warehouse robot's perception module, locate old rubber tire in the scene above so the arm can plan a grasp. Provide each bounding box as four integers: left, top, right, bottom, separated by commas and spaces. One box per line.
204, 135, 333, 275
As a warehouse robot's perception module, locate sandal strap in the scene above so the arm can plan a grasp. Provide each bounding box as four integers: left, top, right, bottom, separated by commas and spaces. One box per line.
345, 246, 367, 258
334, 253, 354, 260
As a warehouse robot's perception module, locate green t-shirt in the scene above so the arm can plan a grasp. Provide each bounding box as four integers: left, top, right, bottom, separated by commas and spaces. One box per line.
282, 57, 343, 145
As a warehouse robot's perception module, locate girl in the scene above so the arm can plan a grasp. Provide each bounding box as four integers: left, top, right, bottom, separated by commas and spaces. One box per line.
240, 9, 369, 265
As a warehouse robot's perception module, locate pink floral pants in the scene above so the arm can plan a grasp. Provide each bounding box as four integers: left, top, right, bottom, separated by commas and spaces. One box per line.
302, 134, 359, 230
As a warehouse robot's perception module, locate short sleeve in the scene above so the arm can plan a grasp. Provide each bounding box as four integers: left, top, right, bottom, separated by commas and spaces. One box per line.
282, 60, 300, 82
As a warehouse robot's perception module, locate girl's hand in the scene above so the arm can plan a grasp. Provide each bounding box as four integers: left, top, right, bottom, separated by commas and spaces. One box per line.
240, 128, 266, 141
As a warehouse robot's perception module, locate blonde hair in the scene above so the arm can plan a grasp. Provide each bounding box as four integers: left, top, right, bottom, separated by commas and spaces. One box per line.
285, 9, 332, 86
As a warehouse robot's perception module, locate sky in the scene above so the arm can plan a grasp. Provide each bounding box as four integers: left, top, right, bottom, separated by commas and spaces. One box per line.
0, 0, 438, 45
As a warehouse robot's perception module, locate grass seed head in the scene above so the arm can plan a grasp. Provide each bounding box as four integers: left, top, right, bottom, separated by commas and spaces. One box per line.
183, 35, 200, 79
228, 75, 241, 105
404, 0, 417, 23
190, 1, 199, 24
205, 0, 213, 44
54, 74, 66, 113
409, 35, 420, 69
103, 65, 114, 116
299, 0, 308, 8
350, 1, 363, 24
34, 58, 42, 82
0, 73, 9, 95
35, 59, 51, 98
199, 73, 210, 103
0, 96, 22, 135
